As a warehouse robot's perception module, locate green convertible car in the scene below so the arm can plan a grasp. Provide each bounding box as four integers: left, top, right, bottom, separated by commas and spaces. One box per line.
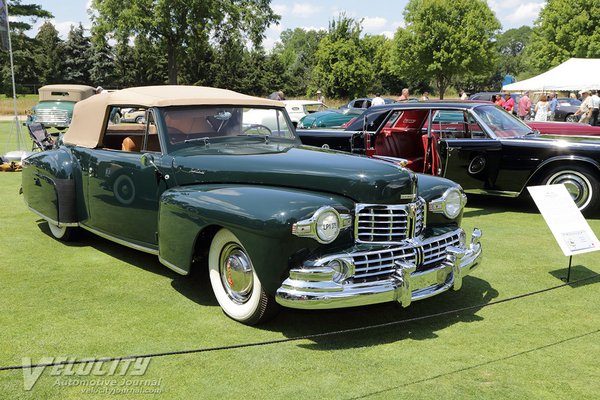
22, 86, 482, 324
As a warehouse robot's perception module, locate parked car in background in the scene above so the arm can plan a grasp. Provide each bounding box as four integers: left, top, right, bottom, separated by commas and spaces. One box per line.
554, 97, 580, 122
339, 97, 396, 111
283, 100, 327, 127
120, 107, 147, 123
298, 108, 362, 129
299, 97, 397, 129
298, 101, 600, 215
21, 86, 482, 325
31, 84, 95, 130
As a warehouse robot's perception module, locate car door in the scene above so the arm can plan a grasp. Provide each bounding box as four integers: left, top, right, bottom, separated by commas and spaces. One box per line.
76, 109, 171, 248
437, 111, 503, 192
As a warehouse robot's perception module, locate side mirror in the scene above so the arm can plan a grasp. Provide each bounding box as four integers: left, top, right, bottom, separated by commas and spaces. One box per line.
140, 153, 155, 168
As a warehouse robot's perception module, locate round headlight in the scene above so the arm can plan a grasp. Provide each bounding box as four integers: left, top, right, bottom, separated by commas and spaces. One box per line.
444, 189, 463, 219
316, 209, 341, 243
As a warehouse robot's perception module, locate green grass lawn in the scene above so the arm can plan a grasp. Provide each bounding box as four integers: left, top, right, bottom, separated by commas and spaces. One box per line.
1, 167, 599, 398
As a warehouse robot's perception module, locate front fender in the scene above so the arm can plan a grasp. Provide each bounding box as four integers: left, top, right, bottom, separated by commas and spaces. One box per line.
158, 184, 355, 293
415, 173, 464, 227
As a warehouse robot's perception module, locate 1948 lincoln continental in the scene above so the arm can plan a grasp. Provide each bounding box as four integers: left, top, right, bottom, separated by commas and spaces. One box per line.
21, 86, 482, 324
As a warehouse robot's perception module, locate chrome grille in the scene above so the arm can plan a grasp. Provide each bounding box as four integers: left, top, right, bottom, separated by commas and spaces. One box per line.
351, 231, 461, 282
355, 198, 425, 244
35, 109, 68, 124
421, 233, 461, 269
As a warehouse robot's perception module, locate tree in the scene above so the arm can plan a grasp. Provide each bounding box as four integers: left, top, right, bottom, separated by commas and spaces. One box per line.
90, 0, 279, 84
34, 21, 64, 85
89, 33, 115, 87
525, 0, 600, 74
394, 0, 501, 98
62, 24, 92, 84
496, 26, 532, 78
312, 15, 374, 98
273, 28, 326, 97
0, 1, 52, 95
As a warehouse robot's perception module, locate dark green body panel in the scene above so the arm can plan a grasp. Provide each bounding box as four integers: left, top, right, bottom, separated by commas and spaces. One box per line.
170, 145, 416, 204
22, 149, 80, 223
158, 184, 355, 293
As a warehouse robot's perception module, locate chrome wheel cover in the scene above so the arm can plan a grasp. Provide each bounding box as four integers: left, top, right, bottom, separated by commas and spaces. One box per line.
547, 170, 592, 209
219, 243, 254, 304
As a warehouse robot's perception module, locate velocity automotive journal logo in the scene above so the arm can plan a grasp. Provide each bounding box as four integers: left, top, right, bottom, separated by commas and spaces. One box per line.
21, 357, 162, 393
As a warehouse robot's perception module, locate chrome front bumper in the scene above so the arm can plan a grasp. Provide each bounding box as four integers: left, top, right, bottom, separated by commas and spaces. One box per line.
276, 228, 482, 310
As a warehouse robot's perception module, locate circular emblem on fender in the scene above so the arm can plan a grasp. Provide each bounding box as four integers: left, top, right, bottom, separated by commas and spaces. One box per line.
321, 144, 330, 149
468, 155, 486, 175
113, 174, 136, 205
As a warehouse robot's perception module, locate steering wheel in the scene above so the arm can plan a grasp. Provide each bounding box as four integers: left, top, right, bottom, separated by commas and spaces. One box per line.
242, 124, 272, 135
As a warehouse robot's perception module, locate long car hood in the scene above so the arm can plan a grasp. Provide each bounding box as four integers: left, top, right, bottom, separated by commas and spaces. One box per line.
170, 144, 416, 204
527, 121, 600, 136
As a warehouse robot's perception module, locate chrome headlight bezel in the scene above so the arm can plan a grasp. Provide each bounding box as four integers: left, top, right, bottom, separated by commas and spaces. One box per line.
428, 187, 467, 219
292, 206, 352, 244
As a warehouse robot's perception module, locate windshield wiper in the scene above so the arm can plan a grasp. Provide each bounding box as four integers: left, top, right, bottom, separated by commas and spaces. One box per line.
184, 137, 211, 146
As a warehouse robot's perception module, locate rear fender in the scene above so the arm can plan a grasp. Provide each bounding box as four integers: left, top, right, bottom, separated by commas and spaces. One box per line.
157, 184, 355, 293
21, 148, 80, 224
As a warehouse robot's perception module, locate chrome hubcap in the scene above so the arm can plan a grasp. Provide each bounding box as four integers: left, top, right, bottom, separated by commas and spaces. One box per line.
549, 172, 590, 208
219, 243, 253, 304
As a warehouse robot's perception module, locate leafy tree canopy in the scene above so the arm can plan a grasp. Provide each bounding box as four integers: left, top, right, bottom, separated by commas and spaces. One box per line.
90, 0, 279, 84
394, 0, 501, 98
526, 0, 600, 74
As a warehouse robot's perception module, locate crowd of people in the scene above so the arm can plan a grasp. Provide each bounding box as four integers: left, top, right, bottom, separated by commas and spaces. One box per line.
267, 86, 600, 126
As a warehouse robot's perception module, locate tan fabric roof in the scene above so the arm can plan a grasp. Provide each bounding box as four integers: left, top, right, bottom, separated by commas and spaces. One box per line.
38, 84, 96, 102
63, 86, 284, 148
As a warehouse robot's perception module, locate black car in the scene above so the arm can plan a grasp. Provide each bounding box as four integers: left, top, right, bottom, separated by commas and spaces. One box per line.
298, 102, 600, 215
554, 97, 581, 122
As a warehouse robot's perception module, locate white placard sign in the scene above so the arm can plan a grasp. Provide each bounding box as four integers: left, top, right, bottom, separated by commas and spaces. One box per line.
527, 184, 600, 256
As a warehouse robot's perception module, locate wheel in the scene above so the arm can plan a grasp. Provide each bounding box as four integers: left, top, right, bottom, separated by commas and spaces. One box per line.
208, 229, 278, 324
565, 114, 578, 123
542, 166, 599, 215
47, 221, 74, 241
135, 116, 145, 124
242, 124, 272, 135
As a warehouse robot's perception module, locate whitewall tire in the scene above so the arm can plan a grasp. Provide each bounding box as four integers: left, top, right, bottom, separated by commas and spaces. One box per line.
208, 228, 278, 324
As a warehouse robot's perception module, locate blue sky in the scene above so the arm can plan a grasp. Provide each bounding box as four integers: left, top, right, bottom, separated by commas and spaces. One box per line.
27, 0, 544, 49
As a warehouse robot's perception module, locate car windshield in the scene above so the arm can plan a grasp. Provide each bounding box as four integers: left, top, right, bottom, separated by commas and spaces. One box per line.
472, 105, 532, 138
159, 106, 296, 149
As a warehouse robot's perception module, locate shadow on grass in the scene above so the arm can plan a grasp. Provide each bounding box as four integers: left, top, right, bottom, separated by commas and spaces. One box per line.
345, 327, 600, 399
549, 264, 600, 287
36, 219, 497, 346
262, 275, 498, 349
36, 220, 219, 307
463, 193, 538, 218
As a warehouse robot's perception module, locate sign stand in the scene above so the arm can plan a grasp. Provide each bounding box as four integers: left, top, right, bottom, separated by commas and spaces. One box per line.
563, 255, 573, 283
528, 185, 599, 283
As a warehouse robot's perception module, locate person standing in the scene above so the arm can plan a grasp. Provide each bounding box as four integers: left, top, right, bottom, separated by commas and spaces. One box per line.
575, 90, 593, 123
590, 90, 600, 126
517, 91, 532, 120
534, 94, 549, 121
494, 94, 505, 107
397, 88, 409, 101
316, 90, 325, 104
460, 90, 468, 100
502, 92, 515, 113
548, 93, 558, 121
371, 93, 385, 106
420, 91, 430, 101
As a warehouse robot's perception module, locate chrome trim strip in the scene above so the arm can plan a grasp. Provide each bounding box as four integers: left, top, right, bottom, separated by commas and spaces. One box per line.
79, 224, 159, 255
158, 256, 189, 276
28, 206, 79, 227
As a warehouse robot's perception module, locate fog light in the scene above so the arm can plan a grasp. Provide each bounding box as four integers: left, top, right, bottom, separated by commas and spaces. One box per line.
326, 258, 354, 283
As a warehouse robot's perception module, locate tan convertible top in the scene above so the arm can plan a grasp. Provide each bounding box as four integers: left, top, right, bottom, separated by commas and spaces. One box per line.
38, 84, 96, 102
63, 86, 284, 148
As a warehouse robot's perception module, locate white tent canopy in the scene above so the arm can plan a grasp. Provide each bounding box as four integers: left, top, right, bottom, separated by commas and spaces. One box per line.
502, 58, 600, 92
